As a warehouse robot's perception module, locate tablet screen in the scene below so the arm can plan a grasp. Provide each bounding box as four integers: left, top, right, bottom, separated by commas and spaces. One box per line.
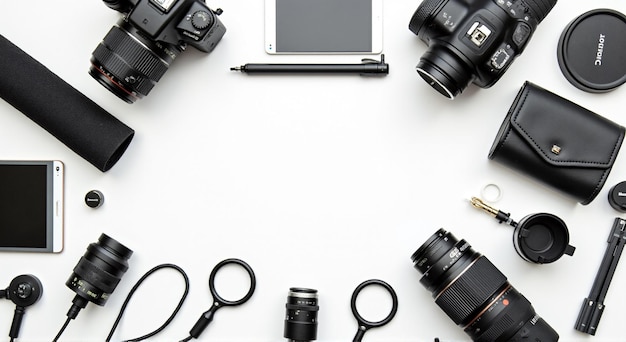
267, 0, 382, 54
0, 161, 63, 252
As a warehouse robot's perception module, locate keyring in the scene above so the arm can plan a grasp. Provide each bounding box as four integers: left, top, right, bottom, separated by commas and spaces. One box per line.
183, 258, 256, 341
350, 279, 398, 342
480, 183, 502, 203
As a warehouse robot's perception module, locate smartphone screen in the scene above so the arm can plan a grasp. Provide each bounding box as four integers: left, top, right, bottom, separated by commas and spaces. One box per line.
0, 161, 63, 252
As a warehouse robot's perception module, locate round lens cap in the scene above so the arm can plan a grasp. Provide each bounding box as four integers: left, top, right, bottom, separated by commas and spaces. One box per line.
557, 9, 626, 93
85, 190, 104, 208
608, 181, 626, 213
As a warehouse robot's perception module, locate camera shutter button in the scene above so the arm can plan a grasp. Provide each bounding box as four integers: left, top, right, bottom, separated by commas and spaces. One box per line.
191, 11, 213, 30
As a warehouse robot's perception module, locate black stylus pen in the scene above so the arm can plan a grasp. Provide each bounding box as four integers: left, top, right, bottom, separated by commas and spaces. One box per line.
230, 55, 388, 76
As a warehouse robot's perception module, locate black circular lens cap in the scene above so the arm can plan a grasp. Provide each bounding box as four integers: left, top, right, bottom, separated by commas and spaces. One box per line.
557, 9, 626, 93
608, 181, 626, 212
85, 190, 104, 208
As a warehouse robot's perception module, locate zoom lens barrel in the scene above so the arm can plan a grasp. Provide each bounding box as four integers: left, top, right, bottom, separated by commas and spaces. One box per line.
66, 233, 133, 306
89, 21, 182, 103
284, 288, 319, 342
411, 229, 559, 341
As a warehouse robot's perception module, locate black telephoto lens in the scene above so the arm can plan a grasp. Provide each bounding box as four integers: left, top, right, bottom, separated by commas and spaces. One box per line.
284, 288, 319, 342
411, 229, 559, 342
66, 233, 133, 307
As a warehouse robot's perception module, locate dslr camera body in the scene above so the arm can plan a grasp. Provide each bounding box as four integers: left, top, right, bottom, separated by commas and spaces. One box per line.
409, 0, 557, 99
90, 0, 226, 103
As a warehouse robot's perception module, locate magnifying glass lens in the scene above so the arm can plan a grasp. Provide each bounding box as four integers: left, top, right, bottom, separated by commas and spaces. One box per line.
211, 264, 253, 302
354, 286, 394, 323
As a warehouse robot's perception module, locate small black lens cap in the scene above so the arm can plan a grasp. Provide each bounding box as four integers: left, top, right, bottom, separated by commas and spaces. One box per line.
557, 9, 626, 93
85, 190, 104, 208
608, 181, 626, 212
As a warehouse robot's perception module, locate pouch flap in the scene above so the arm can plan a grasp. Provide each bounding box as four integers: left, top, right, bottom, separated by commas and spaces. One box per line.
510, 82, 624, 168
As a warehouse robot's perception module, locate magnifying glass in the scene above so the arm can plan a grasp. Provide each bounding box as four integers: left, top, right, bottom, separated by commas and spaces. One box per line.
181, 258, 256, 342
350, 279, 398, 342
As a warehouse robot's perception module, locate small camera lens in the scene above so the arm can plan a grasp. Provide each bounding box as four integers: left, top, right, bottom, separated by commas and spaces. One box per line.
284, 288, 319, 342
56, 166, 60, 171
65, 233, 133, 306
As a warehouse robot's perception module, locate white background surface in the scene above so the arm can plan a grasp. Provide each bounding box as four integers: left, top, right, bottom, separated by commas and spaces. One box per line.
1, 1, 626, 341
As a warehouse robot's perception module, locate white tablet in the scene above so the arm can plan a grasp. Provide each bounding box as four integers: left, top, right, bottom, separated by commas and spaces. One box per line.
265, 0, 383, 54
0, 160, 64, 253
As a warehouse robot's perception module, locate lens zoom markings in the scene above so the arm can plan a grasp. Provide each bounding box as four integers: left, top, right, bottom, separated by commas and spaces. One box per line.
435, 256, 507, 325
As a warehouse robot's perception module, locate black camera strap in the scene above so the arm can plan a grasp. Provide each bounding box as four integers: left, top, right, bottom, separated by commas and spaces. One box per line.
106, 264, 190, 342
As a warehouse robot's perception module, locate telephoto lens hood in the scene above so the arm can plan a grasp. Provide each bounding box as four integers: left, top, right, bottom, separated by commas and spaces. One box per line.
0, 35, 134, 172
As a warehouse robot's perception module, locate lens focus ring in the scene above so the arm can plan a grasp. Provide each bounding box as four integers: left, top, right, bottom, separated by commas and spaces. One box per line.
434, 256, 507, 325
100, 26, 169, 81
409, 0, 447, 36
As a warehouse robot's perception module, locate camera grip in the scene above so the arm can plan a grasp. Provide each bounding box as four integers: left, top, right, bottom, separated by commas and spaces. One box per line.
0, 34, 134, 172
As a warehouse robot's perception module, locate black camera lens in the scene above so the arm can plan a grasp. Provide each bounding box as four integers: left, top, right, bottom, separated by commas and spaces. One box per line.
89, 21, 182, 103
66, 233, 133, 306
409, 0, 557, 98
284, 288, 319, 342
411, 229, 559, 341
416, 45, 474, 99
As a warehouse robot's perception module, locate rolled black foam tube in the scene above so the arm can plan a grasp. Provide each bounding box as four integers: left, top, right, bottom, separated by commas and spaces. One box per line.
0, 34, 134, 172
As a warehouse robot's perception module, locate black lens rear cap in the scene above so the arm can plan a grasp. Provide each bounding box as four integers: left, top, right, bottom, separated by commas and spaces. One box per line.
557, 9, 626, 93
608, 181, 626, 213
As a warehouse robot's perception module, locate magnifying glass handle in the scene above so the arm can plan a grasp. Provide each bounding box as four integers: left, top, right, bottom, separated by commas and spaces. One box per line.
352, 326, 367, 342
189, 304, 219, 338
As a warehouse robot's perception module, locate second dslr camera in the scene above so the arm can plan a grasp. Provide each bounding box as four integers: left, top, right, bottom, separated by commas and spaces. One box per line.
90, 0, 226, 103
409, 0, 557, 99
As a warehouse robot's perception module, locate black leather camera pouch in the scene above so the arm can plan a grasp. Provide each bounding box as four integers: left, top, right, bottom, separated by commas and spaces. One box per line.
489, 82, 625, 204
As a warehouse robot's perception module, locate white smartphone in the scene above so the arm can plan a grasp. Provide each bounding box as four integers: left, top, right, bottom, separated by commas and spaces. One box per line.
265, 0, 383, 54
0, 160, 64, 253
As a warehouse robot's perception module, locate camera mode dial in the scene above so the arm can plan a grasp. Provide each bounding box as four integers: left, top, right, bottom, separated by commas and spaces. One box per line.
191, 11, 213, 30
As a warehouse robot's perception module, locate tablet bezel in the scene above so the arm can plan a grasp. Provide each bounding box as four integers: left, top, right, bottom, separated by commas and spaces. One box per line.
264, 0, 383, 54
0, 160, 64, 253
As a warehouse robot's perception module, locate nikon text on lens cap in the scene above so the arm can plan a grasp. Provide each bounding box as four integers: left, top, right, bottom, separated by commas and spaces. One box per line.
557, 9, 626, 93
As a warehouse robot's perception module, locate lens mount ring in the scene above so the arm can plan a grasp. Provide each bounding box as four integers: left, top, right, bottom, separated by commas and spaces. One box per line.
208, 258, 256, 307
350, 279, 398, 330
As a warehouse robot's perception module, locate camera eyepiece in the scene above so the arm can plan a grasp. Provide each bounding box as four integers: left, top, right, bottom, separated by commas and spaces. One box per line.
412, 229, 560, 341
284, 288, 319, 342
